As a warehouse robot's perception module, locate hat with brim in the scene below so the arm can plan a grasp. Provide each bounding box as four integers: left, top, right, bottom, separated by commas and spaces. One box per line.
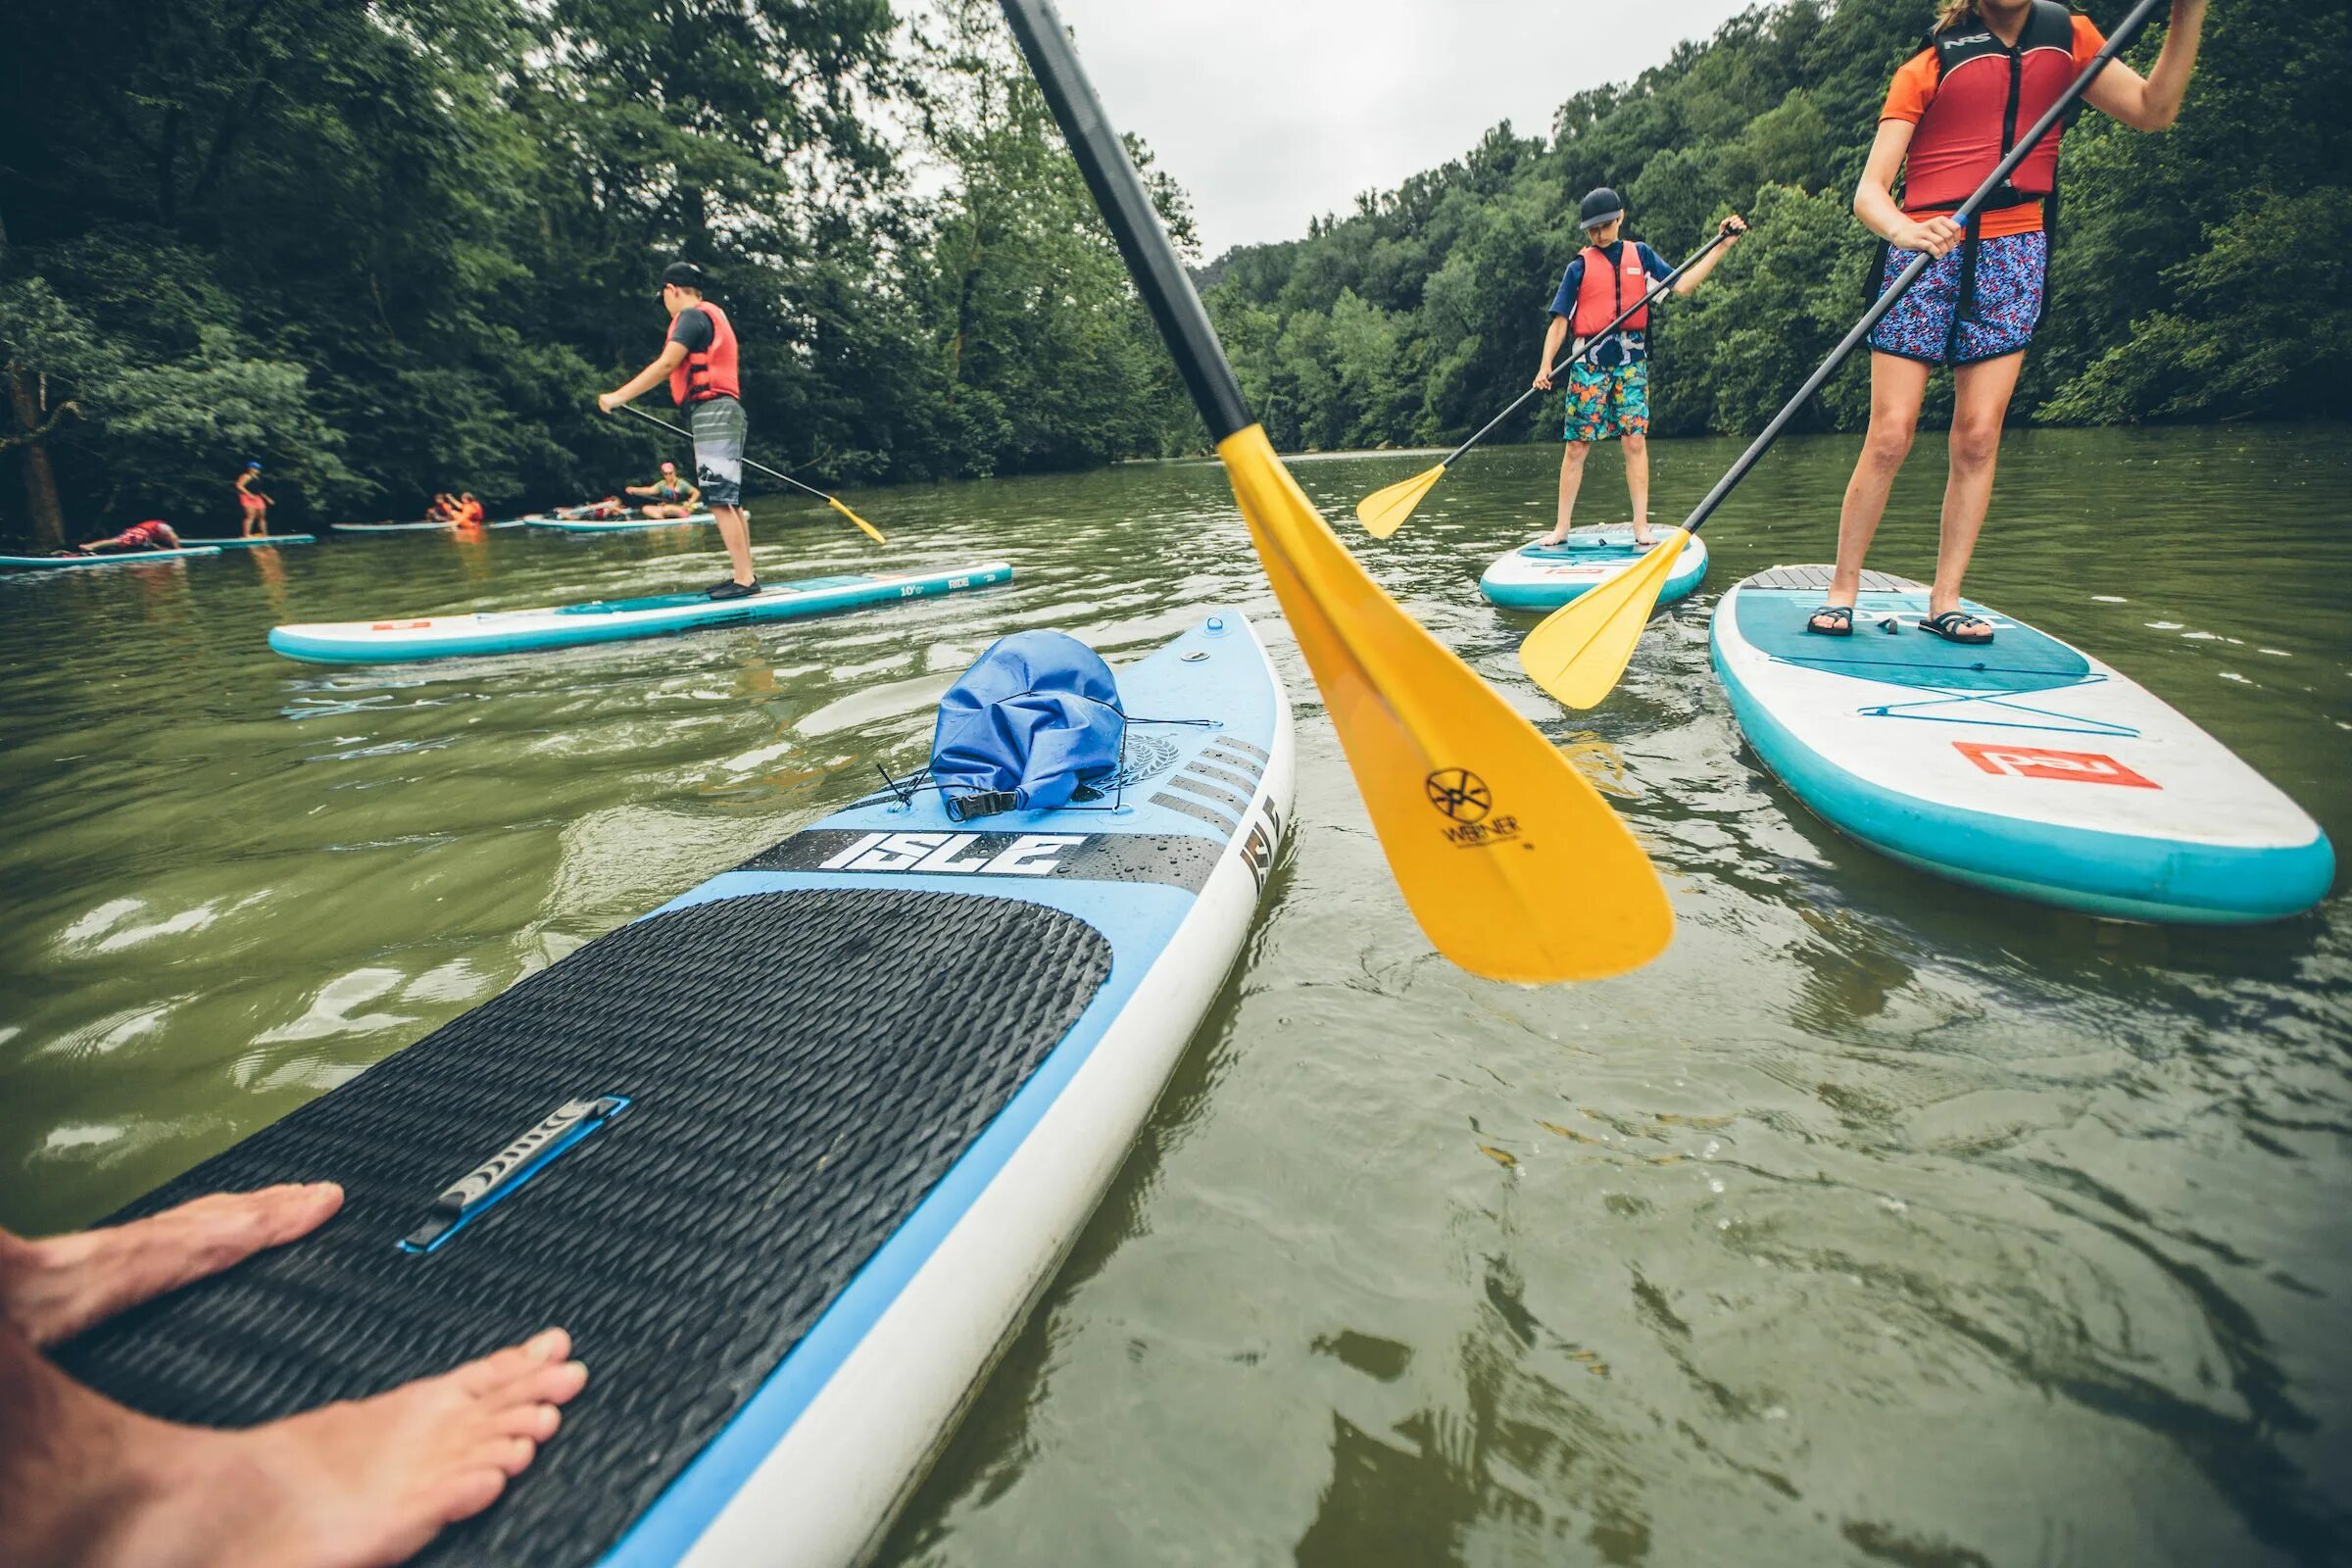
1579, 187, 1626, 230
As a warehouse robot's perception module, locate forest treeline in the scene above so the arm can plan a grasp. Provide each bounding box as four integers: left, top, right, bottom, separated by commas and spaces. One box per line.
2, 0, 2344, 540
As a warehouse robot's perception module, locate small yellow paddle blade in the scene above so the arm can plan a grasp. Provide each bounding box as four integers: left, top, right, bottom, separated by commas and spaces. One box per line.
1218, 426, 1672, 983
1353, 464, 1446, 540
1518, 529, 1689, 710
829, 496, 885, 544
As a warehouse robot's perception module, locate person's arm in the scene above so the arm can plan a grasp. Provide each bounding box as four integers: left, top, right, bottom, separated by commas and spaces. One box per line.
1534, 316, 1572, 390
683, 481, 703, 508
600, 342, 687, 413
1670, 218, 1746, 294
2082, 0, 2205, 130
622, 481, 656, 497
1853, 119, 1966, 258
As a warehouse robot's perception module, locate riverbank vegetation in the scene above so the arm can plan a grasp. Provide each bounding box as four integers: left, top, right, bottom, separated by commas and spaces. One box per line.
3, 0, 2340, 541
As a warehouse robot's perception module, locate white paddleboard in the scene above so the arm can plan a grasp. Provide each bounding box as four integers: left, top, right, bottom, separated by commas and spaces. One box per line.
1479, 527, 1707, 611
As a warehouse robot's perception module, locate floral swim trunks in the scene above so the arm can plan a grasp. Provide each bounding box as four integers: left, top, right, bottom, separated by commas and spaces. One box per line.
1866, 229, 2048, 368
1561, 358, 1649, 444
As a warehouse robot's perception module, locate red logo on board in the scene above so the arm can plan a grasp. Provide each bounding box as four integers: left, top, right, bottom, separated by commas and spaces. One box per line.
1953, 742, 2158, 789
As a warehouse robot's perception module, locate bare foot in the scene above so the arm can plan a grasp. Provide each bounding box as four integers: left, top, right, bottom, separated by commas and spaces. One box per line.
7, 1325, 586, 1568
1537, 529, 1569, 547
1, 1184, 344, 1348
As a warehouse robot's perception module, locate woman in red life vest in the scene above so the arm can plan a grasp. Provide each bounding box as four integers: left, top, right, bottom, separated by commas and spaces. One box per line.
235, 462, 271, 537
72, 519, 181, 555
1533, 190, 1741, 548
456, 493, 488, 527
598, 261, 754, 600
1810, 0, 2206, 644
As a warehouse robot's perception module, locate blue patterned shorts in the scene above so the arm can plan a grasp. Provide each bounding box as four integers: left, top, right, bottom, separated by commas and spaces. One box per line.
1865, 229, 2047, 368
1561, 359, 1649, 444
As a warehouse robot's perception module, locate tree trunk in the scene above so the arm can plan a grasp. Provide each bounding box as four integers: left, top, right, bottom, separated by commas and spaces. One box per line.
7, 362, 68, 551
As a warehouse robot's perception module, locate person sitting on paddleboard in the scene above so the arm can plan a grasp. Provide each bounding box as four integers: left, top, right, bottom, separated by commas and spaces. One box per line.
235, 462, 271, 538
425, 493, 462, 524
1533, 192, 1742, 549
597, 261, 755, 600
1810, 0, 2206, 645
623, 461, 702, 519
65, 519, 181, 556
548, 495, 629, 520
456, 493, 488, 527
0, 1185, 587, 1566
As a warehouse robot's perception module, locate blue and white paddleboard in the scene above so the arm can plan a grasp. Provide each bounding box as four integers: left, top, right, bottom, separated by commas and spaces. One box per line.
1479, 527, 1707, 611
528, 512, 718, 533
328, 518, 530, 533
1713, 565, 2334, 923
58, 612, 1294, 1568
269, 561, 1014, 663
177, 534, 318, 547
0, 546, 224, 569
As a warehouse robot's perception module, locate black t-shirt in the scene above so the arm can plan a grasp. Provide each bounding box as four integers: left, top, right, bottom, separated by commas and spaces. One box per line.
668, 305, 713, 355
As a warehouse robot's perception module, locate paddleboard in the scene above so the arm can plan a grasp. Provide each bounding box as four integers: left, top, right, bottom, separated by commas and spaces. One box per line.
529, 512, 718, 533
270, 562, 1015, 663
58, 611, 1294, 1568
177, 534, 318, 547
1479, 527, 1708, 611
1712, 564, 2334, 923
329, 518, 529, 533
0, 546, 224, 569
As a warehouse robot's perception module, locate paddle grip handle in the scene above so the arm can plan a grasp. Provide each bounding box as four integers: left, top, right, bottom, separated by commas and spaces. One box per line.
1001, 0, 1254, 443
1676, 0, 2167, 540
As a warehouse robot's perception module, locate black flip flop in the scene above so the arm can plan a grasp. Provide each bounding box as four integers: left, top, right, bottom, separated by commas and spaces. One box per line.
1918, 610, 1994, 645
1805, 604, 1854, 637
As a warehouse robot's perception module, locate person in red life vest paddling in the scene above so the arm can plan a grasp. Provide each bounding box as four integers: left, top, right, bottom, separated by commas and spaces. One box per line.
425, 492, 462, 524
1533, 191, 1742, 548
66, 518, 181, 556
624, 461, 702, 519
598, 261, 754, 600
1811, 0, 2206, 644
235, 462, 271, 538
456, 493, 488, 527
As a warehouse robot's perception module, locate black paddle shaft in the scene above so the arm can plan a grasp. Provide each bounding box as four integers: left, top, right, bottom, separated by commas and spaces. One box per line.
1442, 226, 1737, 468
1677, 0, 2168, 538
1000, 0, 1254, 444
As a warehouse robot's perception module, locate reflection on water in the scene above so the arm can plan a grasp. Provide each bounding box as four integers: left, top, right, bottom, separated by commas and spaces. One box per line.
3, 425, 2347, 1564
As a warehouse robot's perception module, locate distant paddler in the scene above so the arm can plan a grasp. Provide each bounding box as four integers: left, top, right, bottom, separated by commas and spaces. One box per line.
1811, 0, 2207, 645
235, 462, 272, 538
59, 518, 183, 557
597, 262, 755, 600
622, 461, 702, 519
1533, 193, 1742, 548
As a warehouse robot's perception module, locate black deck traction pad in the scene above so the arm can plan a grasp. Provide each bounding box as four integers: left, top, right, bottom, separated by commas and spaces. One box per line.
57, 885, 1113, 1568
1740, 564, 1926, 593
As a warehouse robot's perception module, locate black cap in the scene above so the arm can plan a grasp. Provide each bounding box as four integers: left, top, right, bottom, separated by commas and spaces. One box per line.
661, 261, 707, 292
1579, 188, 1626, 230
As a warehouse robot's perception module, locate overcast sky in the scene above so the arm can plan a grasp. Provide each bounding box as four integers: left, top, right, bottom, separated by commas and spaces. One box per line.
1050, 0, 1762, 257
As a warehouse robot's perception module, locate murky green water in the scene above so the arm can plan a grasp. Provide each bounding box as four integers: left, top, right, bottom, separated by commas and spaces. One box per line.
3, 424, 2346, 1563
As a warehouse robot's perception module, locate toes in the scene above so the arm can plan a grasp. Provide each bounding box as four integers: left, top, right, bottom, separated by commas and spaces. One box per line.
493, 1398, 564, 1442
434, 1466, 510, 1526
453, 1330, 570, 1395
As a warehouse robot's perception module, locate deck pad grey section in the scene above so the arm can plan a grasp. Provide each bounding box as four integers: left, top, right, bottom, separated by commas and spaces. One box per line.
1740, 564, 1925, 593
57, 885, 1112, 1568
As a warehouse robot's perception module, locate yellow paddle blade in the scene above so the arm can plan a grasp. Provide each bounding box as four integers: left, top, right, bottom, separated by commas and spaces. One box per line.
828, 496, 885, 544
1518, 529, 1689, 710
1353, 463, 1447, 540
1218, 426, 1673, 983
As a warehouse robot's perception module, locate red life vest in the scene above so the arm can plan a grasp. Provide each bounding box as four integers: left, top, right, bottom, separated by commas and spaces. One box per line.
1901, 0, 2079, 216
1571, 243, 1652, 337
667, 299, 742, 407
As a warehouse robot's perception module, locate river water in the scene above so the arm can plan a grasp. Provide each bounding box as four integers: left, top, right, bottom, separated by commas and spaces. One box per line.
2, 424, 2345, 1564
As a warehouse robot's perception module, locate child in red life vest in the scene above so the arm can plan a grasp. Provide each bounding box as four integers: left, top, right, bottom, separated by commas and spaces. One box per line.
1533, 191, 1741, 549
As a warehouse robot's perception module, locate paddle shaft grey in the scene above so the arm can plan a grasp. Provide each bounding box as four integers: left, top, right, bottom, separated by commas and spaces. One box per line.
1440, 227, 1736, 468
1677, 0, 2168, 539
613, 402, 837, 505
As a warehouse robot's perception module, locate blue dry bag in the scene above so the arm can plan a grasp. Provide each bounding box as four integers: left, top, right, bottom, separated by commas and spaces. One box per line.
928, 630, 1125, 819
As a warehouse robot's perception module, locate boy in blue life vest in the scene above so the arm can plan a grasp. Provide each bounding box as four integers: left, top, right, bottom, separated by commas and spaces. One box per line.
1533, 191, 1741, 548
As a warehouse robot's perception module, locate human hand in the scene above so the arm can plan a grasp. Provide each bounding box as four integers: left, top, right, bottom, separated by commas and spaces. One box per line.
1533, 368, 1554, 390
596, 390, 621, 414
1719, 214, 1747, 239
1891, 217, 1964, 258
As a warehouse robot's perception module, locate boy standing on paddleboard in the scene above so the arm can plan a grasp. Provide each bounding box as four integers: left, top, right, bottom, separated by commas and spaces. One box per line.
1533, 191, 1741, 549
598, 262, 756, 600
1810, 0, 2205, 645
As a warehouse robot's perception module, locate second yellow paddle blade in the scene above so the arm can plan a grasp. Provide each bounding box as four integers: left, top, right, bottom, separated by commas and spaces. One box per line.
1519, 530, 1689, 710
1219, 426, 1673, 983
1353, 463, 1446, 540
829, 497, 885, 544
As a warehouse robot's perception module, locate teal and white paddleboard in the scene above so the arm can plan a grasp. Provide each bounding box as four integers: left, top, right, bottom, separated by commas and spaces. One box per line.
529, 512, 718, 533
1479, 527, 1707, 611
0, 546, 224, 569
178, 534, 318, 547
1713, 565, 2334, 923
270, 561, 1015, 663
328, 518, 529, 534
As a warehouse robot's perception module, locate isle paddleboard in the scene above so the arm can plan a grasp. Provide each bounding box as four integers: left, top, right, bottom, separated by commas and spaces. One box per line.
269, 562, 1014, 663
0, 546, 224, 569
177, 534, 318, 547
328, 518, 529, 533
528, 512, 718, 533
1712, 565, 2334, 923
59, 611, 1294, 1568
1479, 526, 1707, 611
